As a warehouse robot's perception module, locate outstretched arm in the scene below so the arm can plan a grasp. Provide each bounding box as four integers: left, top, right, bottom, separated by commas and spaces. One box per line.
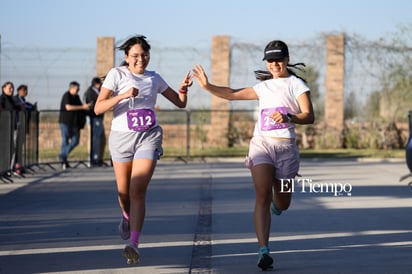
65, 103, 91, 111
192, 64, 257, 101
162, 71, 193, 108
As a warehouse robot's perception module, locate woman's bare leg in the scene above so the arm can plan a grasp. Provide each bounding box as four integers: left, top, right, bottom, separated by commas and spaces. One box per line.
251, 164, 274, 248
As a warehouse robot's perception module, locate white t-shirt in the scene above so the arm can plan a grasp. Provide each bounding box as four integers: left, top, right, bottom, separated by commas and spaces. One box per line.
252, 75, 309, 138
102, 66, 169, 132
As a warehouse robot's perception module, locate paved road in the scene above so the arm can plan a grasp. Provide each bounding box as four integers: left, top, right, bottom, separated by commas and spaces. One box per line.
0, 158, 411, 273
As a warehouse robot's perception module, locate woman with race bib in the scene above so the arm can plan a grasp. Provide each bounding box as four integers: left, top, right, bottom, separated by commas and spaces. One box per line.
94, 35, 192, 265
192, 40, 314, 271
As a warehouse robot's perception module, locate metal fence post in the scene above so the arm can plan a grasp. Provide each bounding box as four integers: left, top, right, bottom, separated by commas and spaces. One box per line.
399, 110, 412, 185
186, 109, 191, 160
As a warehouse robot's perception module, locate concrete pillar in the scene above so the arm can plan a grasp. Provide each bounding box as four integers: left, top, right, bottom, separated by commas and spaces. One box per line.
96, 37, 115, 161
209, 35, 230, 146
96, 37, 115, 77
325, 34, 345, 147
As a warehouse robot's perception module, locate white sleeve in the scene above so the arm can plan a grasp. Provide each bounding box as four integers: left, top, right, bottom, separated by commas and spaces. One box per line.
293, 77, 310, 99
102, 68, 120, 91
154, 73, 169, 94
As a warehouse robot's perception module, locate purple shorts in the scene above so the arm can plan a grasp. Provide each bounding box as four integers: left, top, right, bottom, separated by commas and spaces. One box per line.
245, 136, 300, 179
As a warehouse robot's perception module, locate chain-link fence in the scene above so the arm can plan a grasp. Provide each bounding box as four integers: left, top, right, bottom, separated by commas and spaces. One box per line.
1, 31, 411, 175
3, 33, 407, 113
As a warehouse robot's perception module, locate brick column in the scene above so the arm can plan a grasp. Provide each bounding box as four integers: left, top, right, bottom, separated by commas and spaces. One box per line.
209, 35, 230, 147
325, 34, 345, 147
96, 37, 115, 160
96, 37, 115, 77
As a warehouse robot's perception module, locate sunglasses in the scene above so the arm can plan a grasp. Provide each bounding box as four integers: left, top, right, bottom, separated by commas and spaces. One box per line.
266, 58, 286, 63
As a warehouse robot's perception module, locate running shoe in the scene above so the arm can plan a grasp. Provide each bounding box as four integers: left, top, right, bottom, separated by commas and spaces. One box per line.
271, 187, 282, 215
122, 243, 140, 264
270, 201, 283, 215
257, 247, 274, 270
119, 218, 130, 240
61, 162, 71, 170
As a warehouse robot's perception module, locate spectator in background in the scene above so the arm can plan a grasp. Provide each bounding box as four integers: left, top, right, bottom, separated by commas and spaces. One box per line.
1, 81, 24, 174
58, 81, 91, 170
1, 81, 23, 111
14, 84, 37, 111
14, 84, 37, 139
84, 77, 105, 166
12, 85, 37, 174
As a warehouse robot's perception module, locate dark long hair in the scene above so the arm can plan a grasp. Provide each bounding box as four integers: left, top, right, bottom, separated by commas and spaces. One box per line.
2, 81, 14, 94
118, 35, 151, 66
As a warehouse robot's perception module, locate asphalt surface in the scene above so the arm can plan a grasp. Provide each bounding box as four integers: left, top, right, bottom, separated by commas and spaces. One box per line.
0, 157, 411, 274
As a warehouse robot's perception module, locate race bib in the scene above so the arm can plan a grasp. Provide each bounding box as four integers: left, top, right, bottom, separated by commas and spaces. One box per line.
260, 107, 289, 131
126, 108, 156, 132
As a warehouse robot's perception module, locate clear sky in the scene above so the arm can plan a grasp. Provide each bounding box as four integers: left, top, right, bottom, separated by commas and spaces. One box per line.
0, 0, 411, 110
0, 0, 410, 48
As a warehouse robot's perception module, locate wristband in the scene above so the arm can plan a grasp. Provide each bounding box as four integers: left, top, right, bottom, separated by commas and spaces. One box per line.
286, 113, 293, 123
179, 89, 188, 94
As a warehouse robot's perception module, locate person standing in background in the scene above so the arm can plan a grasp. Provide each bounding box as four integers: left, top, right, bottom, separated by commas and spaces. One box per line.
58, 81, 91, 170
84, 77, 105, 166
14, 84, 37, 111
12, 85, 37, 174
1, 81, 24, 174
1, 82, 23, 111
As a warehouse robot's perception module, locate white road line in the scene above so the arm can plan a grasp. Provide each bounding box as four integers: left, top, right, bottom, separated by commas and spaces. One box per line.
1, 230, 410, 257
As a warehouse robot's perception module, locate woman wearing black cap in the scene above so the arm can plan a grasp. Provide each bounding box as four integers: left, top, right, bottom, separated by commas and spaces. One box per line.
192, 40, 314, 271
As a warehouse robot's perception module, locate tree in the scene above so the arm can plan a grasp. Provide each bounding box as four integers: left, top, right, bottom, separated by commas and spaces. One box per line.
364, 90, 381, 121
344, 91, 360, 120
358, 24, 412, 122
294, 65, 323, 120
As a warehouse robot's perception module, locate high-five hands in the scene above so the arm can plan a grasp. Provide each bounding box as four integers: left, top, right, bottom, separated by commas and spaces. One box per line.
180, 71, 193, 92
191, 65, 209, 89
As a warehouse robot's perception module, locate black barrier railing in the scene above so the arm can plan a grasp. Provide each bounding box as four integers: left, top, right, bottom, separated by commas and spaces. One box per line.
1, 108, 256, 182
34, 109, 255, 164
2, 107, 411, 183
0, 110, 39, 182
0, 111, 14, 178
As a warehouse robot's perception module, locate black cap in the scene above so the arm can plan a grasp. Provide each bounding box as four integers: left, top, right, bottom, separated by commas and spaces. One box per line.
262, 40, 289, 61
